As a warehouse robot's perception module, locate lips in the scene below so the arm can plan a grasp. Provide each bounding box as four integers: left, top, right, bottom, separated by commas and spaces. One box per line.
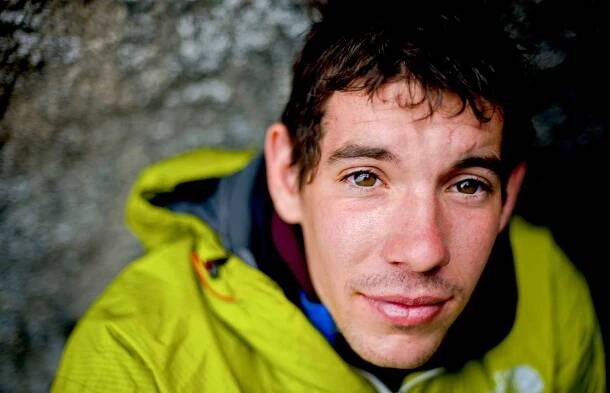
362, 294, 450, 327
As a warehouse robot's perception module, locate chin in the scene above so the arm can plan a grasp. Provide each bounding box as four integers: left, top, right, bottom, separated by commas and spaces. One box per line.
343, 327, 446, 369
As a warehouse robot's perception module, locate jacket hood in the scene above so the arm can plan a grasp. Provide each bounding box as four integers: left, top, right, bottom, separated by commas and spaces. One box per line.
125, 148, 256, 252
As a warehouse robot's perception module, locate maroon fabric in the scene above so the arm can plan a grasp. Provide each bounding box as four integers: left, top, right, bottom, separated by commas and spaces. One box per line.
271, 211, 316, 297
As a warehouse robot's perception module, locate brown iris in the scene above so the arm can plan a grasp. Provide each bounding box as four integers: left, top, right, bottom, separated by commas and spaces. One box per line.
353, 172, 377, 187
456, 179, 481, 194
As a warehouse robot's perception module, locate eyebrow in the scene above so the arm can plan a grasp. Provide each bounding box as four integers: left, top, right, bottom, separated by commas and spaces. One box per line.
453, 155, 504, 177
327, 145, 504, 177
327, 144, 400, 164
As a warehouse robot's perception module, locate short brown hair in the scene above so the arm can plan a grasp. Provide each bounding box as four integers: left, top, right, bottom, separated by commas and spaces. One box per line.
281, 1, 533, 188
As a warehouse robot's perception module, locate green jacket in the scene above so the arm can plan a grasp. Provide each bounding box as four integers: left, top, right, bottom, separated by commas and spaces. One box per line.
52, 149, 605, 392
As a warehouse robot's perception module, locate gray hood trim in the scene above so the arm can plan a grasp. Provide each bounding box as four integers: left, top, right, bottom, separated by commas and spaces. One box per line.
159, 155, 264, 268
213, 155, 263, 268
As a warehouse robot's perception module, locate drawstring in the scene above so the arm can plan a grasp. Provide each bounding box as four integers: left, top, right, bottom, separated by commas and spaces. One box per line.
191, 251, 236, 303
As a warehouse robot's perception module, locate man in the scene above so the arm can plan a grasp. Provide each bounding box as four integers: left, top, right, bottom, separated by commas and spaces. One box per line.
52, 2, 605, 392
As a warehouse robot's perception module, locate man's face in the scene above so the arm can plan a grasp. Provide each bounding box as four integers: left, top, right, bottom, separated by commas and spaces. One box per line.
295, 83, 508, 369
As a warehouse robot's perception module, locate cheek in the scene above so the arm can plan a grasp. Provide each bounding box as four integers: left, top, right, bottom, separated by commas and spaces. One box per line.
308, 197, 384, 263
444, 207, 501, 289
300, 194, 385, 300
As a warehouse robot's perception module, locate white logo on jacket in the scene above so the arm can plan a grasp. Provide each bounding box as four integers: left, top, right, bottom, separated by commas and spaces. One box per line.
493, 365, 544, 393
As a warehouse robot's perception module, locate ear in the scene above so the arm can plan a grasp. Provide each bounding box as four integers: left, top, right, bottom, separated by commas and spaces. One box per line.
498, 162, 527, 232
264, 123, 303, 224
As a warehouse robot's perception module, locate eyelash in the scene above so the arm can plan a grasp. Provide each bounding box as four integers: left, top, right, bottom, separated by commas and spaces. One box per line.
450, 178, 493, 200
341, 169, 383, 189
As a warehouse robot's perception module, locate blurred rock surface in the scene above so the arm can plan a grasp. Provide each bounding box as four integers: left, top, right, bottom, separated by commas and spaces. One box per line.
1, 1, 307, 391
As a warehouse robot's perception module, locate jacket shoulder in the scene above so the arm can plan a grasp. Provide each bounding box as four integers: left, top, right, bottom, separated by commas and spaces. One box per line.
509, 217, 605, 392
52, 239, 217, 392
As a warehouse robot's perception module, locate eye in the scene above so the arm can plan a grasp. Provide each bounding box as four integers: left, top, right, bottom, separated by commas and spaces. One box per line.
453, 178, 490, 195
344, 170, 381, 188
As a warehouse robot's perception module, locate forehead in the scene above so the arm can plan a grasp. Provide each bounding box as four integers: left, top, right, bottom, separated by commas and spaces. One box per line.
320, 83, 503, 157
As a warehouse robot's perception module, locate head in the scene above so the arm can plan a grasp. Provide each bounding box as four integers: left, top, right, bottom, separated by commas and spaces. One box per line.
266, 2, 532, 369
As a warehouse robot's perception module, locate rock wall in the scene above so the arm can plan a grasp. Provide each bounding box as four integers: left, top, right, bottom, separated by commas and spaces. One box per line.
1, 1, 307, 391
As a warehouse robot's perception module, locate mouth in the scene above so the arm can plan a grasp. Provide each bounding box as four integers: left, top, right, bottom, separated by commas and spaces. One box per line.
361, 294, 451, 327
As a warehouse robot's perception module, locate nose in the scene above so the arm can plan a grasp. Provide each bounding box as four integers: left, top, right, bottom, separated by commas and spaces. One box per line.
381, 193, 450, 273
